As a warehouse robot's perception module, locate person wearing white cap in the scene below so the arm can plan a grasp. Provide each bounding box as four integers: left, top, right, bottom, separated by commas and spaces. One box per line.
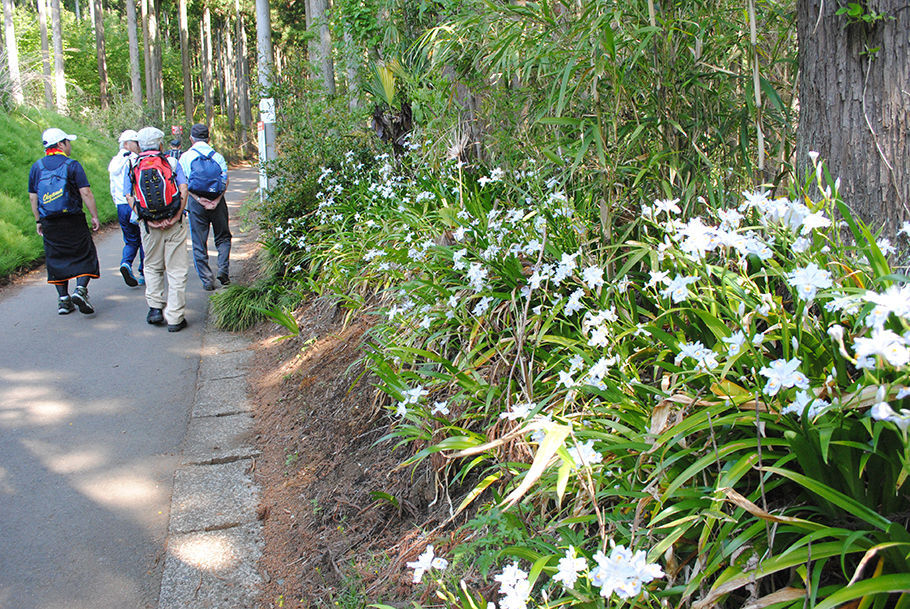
123, 126, 190, 332
108, 129, 144, 287
28, 127, 101, 315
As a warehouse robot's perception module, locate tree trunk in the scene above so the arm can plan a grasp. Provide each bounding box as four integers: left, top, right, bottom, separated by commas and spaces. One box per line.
202, 6, 213, 126
51, 0, 66, 112
93, 0, 109, 109
309, 0, 335, 94
74, 0, 80, 20
88, 0, 95, 35
149, 0, 163, 120
125, 0, 142, 106
141, 0, 151, 106
797, 0, 910, 235
225, 22, 236, 129
236, 0, 251, 129
37, 0, 54, 109
216, 28, 226, 114
179, 0, 192, 123
343, 27, 360, 111
2, 0, 23, 104
255, 0, 276, 179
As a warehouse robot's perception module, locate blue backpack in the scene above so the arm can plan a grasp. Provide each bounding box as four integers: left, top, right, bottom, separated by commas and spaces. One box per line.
187, 149, 226, 199
36, 157, 81, 218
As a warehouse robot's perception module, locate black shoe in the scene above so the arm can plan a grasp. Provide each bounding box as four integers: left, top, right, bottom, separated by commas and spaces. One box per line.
167, 319, 187, 332
58, 296, 75, 315
202, 283, 215, 291
71, 286, 94, 314
217, 272, 230, 286
147, 307, 164, 325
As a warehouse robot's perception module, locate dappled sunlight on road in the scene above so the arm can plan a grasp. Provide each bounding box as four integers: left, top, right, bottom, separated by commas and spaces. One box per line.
77, 472, 166, 512
170, 532, 240, 571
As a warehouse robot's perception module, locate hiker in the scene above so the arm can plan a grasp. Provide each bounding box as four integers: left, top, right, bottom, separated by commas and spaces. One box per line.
108, 129, 144, 287
29, 127, 101, 315
166, 138, 182, 161
179, 123, 231, 291
123, 126, 190, 332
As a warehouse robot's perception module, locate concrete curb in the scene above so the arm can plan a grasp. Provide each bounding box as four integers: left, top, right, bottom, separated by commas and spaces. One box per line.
157, 316, 264, 609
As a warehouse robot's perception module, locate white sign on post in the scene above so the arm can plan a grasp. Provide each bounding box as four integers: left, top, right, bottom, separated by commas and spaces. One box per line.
259, 98, 276, 124
258, 121, 268, 201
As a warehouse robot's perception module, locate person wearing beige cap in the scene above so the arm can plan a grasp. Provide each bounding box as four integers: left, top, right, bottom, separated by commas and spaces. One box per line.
28, 127, 101, 315
108, 129, 144, 287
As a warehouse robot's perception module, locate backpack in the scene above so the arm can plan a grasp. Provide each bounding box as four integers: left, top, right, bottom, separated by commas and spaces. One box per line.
131, 151, 182, 221
36, 157, 80, 218
187, 149, 226, 199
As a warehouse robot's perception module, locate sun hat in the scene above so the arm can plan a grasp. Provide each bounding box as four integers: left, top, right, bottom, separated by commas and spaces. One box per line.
42, 127, 77, 148
136, 126, 165, 151
170, 138, 181, 147
118, 129, 139, 144
190, 123, 209, 140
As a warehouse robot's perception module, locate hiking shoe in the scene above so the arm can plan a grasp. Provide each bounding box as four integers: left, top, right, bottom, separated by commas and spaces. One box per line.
71, 286, 94, 314
120, 263, 139, 287
217, 272, 230, 286
202, 283, 215, 291
57, 296, 75, 315
167, 319, 187, 333
147, 307, 164, 325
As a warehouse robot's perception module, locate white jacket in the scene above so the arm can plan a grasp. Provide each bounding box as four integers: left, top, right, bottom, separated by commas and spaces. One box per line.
108, 148, 137, 206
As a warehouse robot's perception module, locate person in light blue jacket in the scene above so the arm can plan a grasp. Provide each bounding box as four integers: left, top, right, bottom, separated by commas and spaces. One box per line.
178, 123, 231, 291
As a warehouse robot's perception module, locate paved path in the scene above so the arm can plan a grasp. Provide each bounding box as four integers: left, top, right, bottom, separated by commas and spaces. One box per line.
0, 167, 261, 609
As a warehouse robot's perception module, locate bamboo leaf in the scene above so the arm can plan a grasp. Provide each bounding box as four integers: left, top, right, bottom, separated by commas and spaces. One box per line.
501, 423, 571, 508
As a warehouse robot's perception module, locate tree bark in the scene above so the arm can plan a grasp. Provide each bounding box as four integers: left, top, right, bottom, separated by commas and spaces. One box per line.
202, 6, 213, 126
216, 28, 226, 114
797, 0, 910, 235
149, 0, 163, 120
307, 0, 336, 94
74, 0, 80, 21
37, 0, 54, 109
125, 0, 142, 106
225, 22, 236, 129
179, 0, 193, 123
236, 0, 251, 129
93, 0, 109, 109
2, 0, 23, 104
343, 27, 360, 111
51, 0, 66, 112
141, 0, 151, 106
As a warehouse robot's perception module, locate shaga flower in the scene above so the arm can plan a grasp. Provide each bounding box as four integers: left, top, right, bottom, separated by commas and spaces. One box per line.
722, 331, 747, 355
786, 263, 833, 301
567, 439, 603, 468
589, 543, 665, 600
500, 402, 536, 421
552, 547, 588, 588
582, 265, 605, 290
406, 545, 448, 584
870, 387, 910, 432
759, 357, 810, 396
659, 274, 698, 304
853, 328, 910, 369
781, 390, 829, 418
494, 562, 532, 609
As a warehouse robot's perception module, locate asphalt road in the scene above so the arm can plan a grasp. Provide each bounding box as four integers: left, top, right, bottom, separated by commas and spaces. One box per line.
0, 167, 259, 609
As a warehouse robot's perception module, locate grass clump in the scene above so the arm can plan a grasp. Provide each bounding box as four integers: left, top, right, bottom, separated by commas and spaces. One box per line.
209, 279, 299, 332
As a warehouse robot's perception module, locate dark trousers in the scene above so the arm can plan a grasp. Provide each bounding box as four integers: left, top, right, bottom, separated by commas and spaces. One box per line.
187, 196, 231, 287
116, 204, 144, 275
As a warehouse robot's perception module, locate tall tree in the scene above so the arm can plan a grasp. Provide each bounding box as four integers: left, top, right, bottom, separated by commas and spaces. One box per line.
216, 28, 226, 113
797, 0, 910, 234
255, 0, 276, 176
141, 0, 151, 105
92, 0, 109, 109
125, 0, 142, 106
202, 5, 213, 125
37, 0, 54, 109
308, 0, 335, 95
224, 22, 236, 129
51, 0, 66, 112
236, 0, 251, 129
2, 0, 23, 104
148, 0, 163, 120
178, 0, 192, 123
74, 0, 80, 20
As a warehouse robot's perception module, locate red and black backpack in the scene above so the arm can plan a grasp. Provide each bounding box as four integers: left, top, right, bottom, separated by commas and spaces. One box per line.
130, 151, 181, 221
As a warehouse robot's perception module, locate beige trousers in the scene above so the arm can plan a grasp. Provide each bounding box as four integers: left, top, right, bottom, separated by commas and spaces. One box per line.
140, 219, 189, 325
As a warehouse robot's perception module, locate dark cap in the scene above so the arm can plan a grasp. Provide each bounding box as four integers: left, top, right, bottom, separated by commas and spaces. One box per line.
190, 123, 209, 140
170, 138, 181, 147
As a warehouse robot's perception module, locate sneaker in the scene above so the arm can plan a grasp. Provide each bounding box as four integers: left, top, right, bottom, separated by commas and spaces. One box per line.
167, 319, 188, 332
71, 286, 94, 314
57, 296, 75, 315
217, 272, 230, 286
120, 263, 138, 287
147, 307, 164, 325
202, 283, 215, 291
137, 274, 145, 286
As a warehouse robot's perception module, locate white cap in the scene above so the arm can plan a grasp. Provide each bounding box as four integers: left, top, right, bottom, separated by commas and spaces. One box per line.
136, 126, 165, 151
118, 129, 139, 144
42, 127, 77, 148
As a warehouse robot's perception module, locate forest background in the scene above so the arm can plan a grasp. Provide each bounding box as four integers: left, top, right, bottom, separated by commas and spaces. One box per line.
3, 0, 910, 607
